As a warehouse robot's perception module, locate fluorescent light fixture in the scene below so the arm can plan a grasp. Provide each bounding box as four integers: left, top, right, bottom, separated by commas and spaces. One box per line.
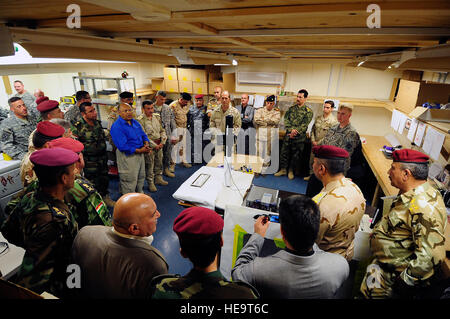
232, 59, 238, 66
214, 63, 231, 66
0, 43, 135, 65
357, 60, 365, 67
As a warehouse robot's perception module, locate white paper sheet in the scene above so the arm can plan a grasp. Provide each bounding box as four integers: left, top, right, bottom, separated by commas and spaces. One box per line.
397, 113, 408, 134
422, 126, 445, 160
390, 109, 401, 131
253, 95, 265, 109
407, 118, 418, 142
414, 122, 426, 147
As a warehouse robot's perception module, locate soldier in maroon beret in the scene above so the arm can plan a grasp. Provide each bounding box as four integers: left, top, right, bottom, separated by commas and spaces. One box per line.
36, 96, 49, 105
150, 207, 259, 299
37, 99, 64, 121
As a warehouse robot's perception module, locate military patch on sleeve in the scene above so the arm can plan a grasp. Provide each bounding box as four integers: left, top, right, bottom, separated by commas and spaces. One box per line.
77, 178, 96, 195
51, 206, 67, 218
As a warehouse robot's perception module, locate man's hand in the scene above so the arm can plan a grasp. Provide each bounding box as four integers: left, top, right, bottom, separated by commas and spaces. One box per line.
254, 216, 270, 238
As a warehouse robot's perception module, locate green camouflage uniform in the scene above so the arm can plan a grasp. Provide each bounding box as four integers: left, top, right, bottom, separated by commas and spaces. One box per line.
1, 189, 78, 297
360, 181, 447, 298
150, 269, 259, 299
71, 117, 109, 196
279, 104, 313, 170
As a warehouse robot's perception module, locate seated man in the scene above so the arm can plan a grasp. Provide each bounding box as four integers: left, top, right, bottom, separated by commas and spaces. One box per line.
151, 206, 259, 299
311, 145, 365, 261
72, 193, 168, 299
231, 195, 349, 299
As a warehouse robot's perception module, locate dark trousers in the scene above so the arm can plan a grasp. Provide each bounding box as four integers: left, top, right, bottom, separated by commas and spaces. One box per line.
279, 137, 305, 171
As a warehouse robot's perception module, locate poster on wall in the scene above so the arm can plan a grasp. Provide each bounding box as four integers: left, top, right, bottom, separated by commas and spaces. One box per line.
220, 204, 284, 280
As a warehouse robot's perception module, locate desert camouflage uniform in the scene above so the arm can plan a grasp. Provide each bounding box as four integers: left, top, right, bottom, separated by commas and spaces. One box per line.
154, 103, 177, 170
137, 113, 167, 185
279, 104, 313, 170
206, 98, 221, 116
360, 181, 447, 298
150, 269, 259, 299
1, 189, 78, 297
321, 123, 360, 173
0, 115, 37, 160
71, 117, 109, 196
209, 106, 242, 154
254, 106, 281, 164
169, 100, 190, 163
312, 176, 366, 261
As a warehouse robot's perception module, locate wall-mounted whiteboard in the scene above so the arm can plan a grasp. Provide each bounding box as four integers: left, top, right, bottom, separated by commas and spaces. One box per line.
237, 71, 285, 86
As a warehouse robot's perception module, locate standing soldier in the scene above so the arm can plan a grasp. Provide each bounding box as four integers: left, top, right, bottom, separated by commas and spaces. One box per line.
274, 89, 313, 180
137, 100, 168, 193
13, 80, 39, 120
107, 91, 136, 130
0, 97, 37, 160
153, 91, 178, 178
187, 94, 209, 165
71, 102, 115, 207
253, 95, 280, 167
360, 149, 447, 299
1, 148, 79, 298
235, 94, 255, 155
64, 91, 92, 126
206, 86, 222, 117
169, 92, 192, 169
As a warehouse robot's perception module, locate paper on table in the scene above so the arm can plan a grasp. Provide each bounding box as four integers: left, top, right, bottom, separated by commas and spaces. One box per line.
414, 122, 426, 147
422, 126, 445, 160
407, 118, 418, 141
253, 95, 265, 109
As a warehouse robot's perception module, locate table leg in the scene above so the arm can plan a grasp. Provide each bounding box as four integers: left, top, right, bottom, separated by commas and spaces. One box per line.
372, 183, 380, 207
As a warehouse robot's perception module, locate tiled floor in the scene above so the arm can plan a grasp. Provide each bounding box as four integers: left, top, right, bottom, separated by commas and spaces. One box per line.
108, 163, 308, 276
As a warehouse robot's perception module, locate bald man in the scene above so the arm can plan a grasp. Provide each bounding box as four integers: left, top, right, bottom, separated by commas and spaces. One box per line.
72, 193, 168, 298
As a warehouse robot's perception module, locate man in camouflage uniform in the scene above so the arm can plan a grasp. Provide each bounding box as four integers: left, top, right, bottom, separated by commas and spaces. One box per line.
154, 91, 178, 178
169, 92, 192, 169
13, 80, 39, 120
64, 90, 92, 126
187, 94, 209, 164
360, 149, 447, 299
254, 95, 281, 167
206, 85, 222, 117
137, 101, 168, 192
150, 206, 259, 299
274, 89, 313, 180
209, 91, 242, 156
71, 101, 115, 207
0, 97, 37, 160
311, 145, 365, 261
1, 148, 79, 297
107, 91, 136, 129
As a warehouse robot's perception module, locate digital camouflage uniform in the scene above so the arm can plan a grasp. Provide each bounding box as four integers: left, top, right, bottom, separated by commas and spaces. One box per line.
312, 176, 366, 261
254, 106, 281, 164
154, 103, 177, 170
64, 104, 82, 126
209, 106, 242, 154
206, 98, 221, 116
0, 115, 37, 160
321, 123, 360, 173
1, 189, 78, 297
14, 91, 40, 120
187, 105, 209, 163
150, 269, 259, 299
360, 181, 447, 298
137, 113, 167, 185
279, 104, 313, 170
309, 113, 338, 172
71, 117, 109, 196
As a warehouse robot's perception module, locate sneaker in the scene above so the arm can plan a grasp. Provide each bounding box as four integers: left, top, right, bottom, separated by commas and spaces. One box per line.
164, 168, 175, 178
274, 169, 287, 177
155, 175, 168, 186
103, 194, 116, 207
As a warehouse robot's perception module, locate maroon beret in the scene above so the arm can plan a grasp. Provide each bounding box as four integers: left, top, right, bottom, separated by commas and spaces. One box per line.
312, 145, 349, 159
30, 147, 79, 167
36, 96, 49, 105
195, 94, 204, 99
392, 149, 429, 164
37, 100, 59, 113
49, 137, 84, 153
36, 121, 65, 138
173, 207, 224, 236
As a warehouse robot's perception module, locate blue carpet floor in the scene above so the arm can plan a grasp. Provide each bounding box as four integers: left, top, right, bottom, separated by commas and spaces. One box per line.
107, 164, 308, 276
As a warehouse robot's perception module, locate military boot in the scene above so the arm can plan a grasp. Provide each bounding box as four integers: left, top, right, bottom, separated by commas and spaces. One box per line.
164, 167, 175, 178
274, 168, 287, 177
155, 175, 168, 186
148, 182, 157, 192
288, 169, 294, 180
169, 163, 176, 173
182, 162, 192, 168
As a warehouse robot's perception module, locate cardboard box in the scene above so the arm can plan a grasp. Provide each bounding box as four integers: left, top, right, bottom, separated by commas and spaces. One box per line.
208, 81, 224, 95
191, 69, 207, 83
177, 68, 192, 82
151, 78, 164, 91
223, 73, 236, 93
208, 72, 222, 82
178, 80, 193, 93
193, 82, 208, 95
163, 67, 178, 81
164, 79, 179, 93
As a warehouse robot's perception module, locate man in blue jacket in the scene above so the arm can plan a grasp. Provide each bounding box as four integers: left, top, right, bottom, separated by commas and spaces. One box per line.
110, 103, 151, 195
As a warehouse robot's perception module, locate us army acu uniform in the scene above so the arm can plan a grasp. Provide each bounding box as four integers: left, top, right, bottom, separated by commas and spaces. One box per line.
279, 103, 313, 173
312, 177, 366, 261
209, 106, 242, 155
360, 181, 447, 298
206, 97, 221, 117
137, 113, 167, 191
71, 117, 109, 196
64, 104, 83, 126
309, 113, 338, 172
0, 114, 37, 160
154, 103, 177, 175
14, 91, 40, 120
1, 189, 78, 297
254, 106, 281, 165
169, 100, 190, 165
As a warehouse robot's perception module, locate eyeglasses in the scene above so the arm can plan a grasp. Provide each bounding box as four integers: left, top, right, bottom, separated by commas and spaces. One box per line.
0, 242, 9, 256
